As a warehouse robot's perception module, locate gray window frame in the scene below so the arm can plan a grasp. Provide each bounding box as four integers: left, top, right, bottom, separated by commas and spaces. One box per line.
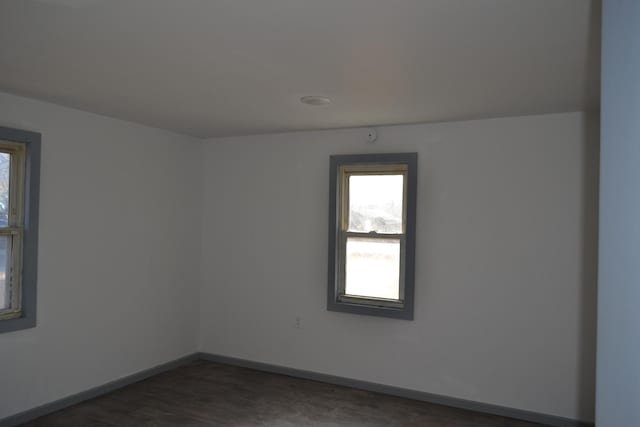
327, 153, 417, 320
0, 126, 41, 334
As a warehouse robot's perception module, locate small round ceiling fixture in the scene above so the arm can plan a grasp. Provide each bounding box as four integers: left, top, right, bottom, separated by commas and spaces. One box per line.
300, 95, 331, 106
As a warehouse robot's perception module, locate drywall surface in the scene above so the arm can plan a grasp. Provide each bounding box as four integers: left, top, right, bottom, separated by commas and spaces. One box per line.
0, 92, 202, 419
596, 1, 640, 425
199, 112, 598, 422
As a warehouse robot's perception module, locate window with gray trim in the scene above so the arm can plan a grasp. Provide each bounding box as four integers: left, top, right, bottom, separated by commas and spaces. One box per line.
328, 153, 417, 320
0, 126, 40, 334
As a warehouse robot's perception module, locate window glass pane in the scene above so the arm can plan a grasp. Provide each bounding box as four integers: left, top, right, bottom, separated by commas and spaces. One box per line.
348, 174, 403, 233
0, 236, 9, 310
0, 153, 9, 227
345, 237, 400, 300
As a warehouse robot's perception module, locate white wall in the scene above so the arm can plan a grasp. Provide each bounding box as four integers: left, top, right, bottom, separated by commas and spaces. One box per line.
0, 92, 202, 419
199, 112, 598, 422
0, 95, 597, 423
597, 1, 640, 426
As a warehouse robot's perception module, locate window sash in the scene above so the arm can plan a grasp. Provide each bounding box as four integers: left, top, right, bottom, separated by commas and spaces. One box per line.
0, 232, 23, 318
0, 142, 25, 319
336, 232, 406, 304
336, 165, 408, 305
340, 165, 408, 235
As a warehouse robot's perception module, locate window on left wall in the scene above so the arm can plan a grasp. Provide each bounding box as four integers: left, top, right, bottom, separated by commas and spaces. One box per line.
0, 126, 41, 333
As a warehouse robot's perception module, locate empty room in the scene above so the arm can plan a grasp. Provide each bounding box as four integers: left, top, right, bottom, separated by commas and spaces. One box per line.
0, 1, 636, 426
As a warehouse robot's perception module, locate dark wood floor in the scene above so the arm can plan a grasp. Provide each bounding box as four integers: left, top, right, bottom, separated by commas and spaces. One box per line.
22, 360, 543, 426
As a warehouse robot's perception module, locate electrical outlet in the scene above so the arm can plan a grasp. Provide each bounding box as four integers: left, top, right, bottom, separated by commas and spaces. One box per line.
294, 316, 301, 329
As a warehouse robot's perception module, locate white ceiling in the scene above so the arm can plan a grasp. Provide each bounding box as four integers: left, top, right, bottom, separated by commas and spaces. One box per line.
0, 0, 600, 138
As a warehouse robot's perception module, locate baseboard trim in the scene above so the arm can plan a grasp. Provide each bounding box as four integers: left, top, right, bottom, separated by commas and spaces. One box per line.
198, 352, 593, 427
0, 352, 593, 427
0, 353, 200, 427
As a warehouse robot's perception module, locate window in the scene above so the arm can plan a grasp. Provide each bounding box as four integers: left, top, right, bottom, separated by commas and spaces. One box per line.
0, 126, 41, 333
328, 153, 417, 320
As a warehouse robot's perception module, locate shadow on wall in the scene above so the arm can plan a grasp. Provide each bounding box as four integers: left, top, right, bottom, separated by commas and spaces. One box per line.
577, 110, 599, 422
576, 1, 601, 421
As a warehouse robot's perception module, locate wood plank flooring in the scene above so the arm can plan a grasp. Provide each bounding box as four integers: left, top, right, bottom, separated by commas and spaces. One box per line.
22, 360, 543, 426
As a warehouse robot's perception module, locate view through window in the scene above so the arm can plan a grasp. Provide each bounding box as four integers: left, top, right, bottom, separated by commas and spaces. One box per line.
0, 152, 9, 310
345, 174, 404, 300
